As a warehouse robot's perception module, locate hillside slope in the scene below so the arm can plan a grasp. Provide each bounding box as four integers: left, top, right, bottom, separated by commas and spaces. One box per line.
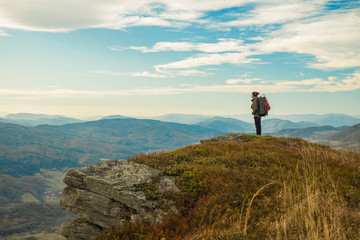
0, 113, 83, 126
194, 117, 252, 133
261, 118, 319, 132
315, 114, 360, 127
0, 119, 221, 177
327, 123, 360, 152
86, 134, 360, 240
271, 125, 347, 140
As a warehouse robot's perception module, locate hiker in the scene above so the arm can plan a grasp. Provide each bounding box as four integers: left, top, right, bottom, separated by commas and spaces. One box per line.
251, 91, 261, 135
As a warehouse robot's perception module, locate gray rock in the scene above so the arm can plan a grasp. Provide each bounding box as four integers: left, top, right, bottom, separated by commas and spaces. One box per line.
61, 218, 104, 240
60, 160, 179, 240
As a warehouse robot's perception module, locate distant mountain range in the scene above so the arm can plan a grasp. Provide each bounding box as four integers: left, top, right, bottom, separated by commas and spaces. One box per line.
271, 124, 360, 152
149, 113, 360, 128
148, 113, 213, 124
2, 113, 359, 129
261, 119, 320, 133
271, 125, 348, 140
1, 113, 359, 178
101, 115, 133, 120
327, 123, 360, 152
262, 113, 360, 127
194, 117, 253, 133
193, 117, 337, 134
0, 113, 83, 126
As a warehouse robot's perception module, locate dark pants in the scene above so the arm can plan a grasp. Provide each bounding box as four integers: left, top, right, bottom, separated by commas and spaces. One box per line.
254, 117, 261, 135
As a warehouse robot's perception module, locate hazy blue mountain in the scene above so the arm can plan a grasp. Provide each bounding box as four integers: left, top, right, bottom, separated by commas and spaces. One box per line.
269, 123, 360, 153
0, 117, 84, 126
327, 123, 360, 152
329, 123, 360, 140
315, 114, 360, 127
0, 118, 222, 177
270, 125, 347, 140
1, 113, 83, 126
194, 116, 253, 133
5, 113, 64, 120
262, 119, 320, 133
101, 115, 133, 120
194, 117, 326, 134
222, 114, 254, 122
149, 113, 213, 124
265, 113, 360, 127
201, 113, 360, 128
6, 112, 359, 128
265, 114, 327, 122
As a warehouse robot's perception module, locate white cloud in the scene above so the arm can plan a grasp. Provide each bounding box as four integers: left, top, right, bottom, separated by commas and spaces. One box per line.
0, 0, 110, 32
129, 71, 169, 78
275, 78, 326, 86
155, 52, 259, 70
127, 38, 246, 53
224, 0, 326, 27
92, 68, 212, 78
107, 46, 126, 51
0, 85, 292, 98
170, 69, 212, 77
257, 9, 360, 69
131, 7, 360, 72
92, 70, 168, 78
311, 71, 360, 92
1, 0, 359, 74
129, 42, 195, 53
226, 78, 262, 84
0, 29, 8, 36
0, 0, 332, 33
272, 71, 360, 92
158, 10, 204, 21
0, 0, 254, 32
328, 76, 337, 82
2, 71, 359, 99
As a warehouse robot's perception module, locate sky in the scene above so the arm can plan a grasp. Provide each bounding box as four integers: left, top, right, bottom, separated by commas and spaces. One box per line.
0, 0, 359, 119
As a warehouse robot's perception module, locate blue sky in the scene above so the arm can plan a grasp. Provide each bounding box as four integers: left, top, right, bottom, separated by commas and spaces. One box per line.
0, 0, 359, 118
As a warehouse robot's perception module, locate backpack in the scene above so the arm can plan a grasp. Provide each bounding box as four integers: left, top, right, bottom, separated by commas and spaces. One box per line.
258, 95, 271, 117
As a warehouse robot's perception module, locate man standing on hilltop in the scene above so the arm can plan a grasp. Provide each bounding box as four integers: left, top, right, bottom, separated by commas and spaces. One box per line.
251, 91, 261, 135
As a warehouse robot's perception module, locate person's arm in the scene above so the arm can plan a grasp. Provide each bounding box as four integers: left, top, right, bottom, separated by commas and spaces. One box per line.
251, 98, 258, 115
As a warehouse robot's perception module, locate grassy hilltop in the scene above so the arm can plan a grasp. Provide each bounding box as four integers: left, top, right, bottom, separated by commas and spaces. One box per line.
97, 134, 360, 240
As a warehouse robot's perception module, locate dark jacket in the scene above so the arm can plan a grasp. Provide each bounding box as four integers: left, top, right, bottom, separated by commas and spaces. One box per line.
251, 97, 261, 118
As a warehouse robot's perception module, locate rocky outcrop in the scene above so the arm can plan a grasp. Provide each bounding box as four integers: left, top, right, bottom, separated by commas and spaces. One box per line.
60, 160, 179, 240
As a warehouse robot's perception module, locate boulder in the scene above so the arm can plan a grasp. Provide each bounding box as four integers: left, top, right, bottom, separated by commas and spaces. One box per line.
60, 160, 179, 240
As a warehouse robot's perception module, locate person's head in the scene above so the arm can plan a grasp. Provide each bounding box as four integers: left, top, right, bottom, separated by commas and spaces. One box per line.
251, 91, 259, 98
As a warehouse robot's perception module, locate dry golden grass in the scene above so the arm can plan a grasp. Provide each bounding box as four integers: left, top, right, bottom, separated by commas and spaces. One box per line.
272, 146, 348, 240
187, 144, 359, 240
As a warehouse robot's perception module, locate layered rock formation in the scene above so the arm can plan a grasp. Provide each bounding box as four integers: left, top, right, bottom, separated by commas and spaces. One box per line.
60, 160, 179, 240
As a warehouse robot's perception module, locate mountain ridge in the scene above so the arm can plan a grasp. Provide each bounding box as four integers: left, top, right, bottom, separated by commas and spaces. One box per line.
3, 112, 359, 128
0, 113, 83, 126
